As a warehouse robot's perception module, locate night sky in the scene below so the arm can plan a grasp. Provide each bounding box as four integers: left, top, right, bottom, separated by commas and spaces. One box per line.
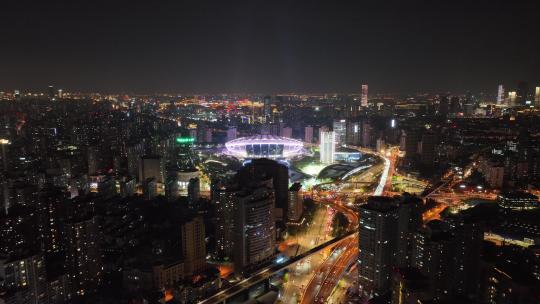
1, 1, 539, 94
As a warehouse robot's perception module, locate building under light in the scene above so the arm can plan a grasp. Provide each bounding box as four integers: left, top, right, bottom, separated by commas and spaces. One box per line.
497, 84, 505, 104
319, 131, 335, 164
361, 84, 368, 107
225, 134, 304, 160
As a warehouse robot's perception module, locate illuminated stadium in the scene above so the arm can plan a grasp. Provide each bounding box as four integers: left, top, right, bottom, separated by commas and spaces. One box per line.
225, 134, 304, 160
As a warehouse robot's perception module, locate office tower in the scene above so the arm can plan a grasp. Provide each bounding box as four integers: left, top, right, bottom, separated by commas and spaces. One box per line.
535, 86, 540, 106
449, 96, 461, 114
517, 81, 529, 105
166, 143, 200, 200
361, 84, 368, 107
508, 91, 517, 106
497, 84, 505, 104
401, 129, 419, 161
187, 177, 200, 205
463, 92, 475, 116
48, 85, 55, 100
237, 158, 288, 217
420, 132, 437, 166
376, 138, 385, 153
361, 120, 372, 148
438, 95, 449, 117
0, 253, 47, 304
263, 96, 272, 122
234, 179, 275, 274
57, 89, 63, 99
227, 126, 237, 141
63, 201, 102, 299
304, 126, 314, 143
281, 126, 292, 138
138, 155, 164, 183
87, 146, 98, 175
333, 119, 347, 145
287, 183, 303, 222
181, 216, 206, 276
346, 121, 361, 146
142, 178, 158, 200
320, 131, 335, 164
127, 142, 144, 179
358, 196, 399, 296
396, 194, 423, 268
213, 185, 239, 259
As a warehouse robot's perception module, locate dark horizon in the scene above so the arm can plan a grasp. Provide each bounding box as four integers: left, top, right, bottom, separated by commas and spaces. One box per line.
1, 0, 539, 94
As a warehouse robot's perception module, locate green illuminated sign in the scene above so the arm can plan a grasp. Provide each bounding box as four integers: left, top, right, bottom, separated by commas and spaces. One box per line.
176, 137, 195, 144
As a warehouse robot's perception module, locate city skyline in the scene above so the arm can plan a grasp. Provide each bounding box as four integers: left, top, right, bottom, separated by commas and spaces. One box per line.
1, 1, 539, 94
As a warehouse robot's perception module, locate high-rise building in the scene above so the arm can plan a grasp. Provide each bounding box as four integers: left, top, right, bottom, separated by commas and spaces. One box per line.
63, 200, 102, 299
139, 155, 164, 184
319, 131, 335, 164
361, 120, 372, 148
87, 146, 98, 175
0, 253, 47, 304
508, 91, 517, 106
333, 119, 347, 145
535, 86, 540, 106
346, 121, 361, 146
411, 216, 483, 300
213, 185, 239, 259
263, 96, 272, 122
187, 177, 200, 205
438, 95, 449, 117
234, 179, 275, 274
181, 216, 206, 276
237, 158, 288, 217
361, 84, 368, 107
48, 85, 55, 100
281, 126, 292, 138
227, 126, 237, 141
497, 84, 505, 104
304, 126, 314, 143
358, 196, 399, 296
38, 186, 66, 254
419, 132, 437, 166
400, 129, 419, 161
517, 81, 529, 105
287, 183, 303, 223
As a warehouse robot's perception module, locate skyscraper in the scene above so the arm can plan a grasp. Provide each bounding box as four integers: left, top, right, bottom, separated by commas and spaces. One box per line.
234, 179, 275, 274
358, 196, 399, 296
535, 86, 540, 106
332, 119, 347, 145
263, 96, 272, 122
281, 126, 292, 138
63, 199, 101, 299
420, 132, 437, 166
304, 126, 314, 143
213, 185, 239, 259
139, 155, 164, 184
517, 81, 529, 105
361, 84, 368, 107
181, 216, 206, 275
287, 183, 303, 223
227, 126, 237, 141
237, 158, 288, 216
497, 84, 505, 104
319, 130, 335, 164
